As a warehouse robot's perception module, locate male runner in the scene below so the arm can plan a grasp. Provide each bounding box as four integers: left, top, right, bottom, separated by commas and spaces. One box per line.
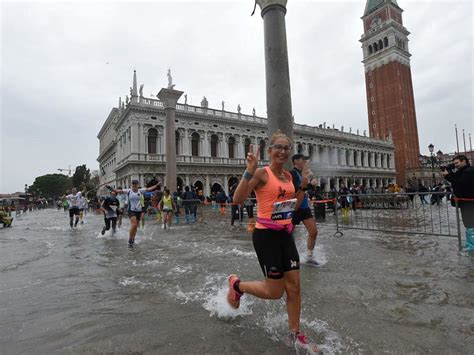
63, 187, 84, 228
101, 191, 120, 235
290, 154, 320, 266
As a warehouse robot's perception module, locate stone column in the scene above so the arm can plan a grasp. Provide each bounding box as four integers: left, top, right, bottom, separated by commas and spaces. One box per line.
157, 87, 183, 194
340, 148, 346, 166
237, 136, 244, 158
205, 174, 210, 197
256, 0, 294, 162
313, 145, 319, 163
223, 174, 229, 194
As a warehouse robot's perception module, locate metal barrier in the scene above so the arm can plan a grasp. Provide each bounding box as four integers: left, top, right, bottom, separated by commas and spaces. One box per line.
333, 192, 463, 249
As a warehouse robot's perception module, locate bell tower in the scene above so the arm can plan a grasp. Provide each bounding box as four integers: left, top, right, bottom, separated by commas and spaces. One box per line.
361, 0, 420, 184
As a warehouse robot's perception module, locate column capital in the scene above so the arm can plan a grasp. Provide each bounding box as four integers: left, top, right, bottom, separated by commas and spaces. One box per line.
157, 88, 184, 109
257, 0, 287, 16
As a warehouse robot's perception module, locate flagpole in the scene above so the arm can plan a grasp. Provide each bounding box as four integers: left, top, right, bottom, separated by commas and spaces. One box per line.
455, 124, 460, 153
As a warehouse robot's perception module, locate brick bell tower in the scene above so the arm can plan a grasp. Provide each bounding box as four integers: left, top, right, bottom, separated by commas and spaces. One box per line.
361, 0, 420, 184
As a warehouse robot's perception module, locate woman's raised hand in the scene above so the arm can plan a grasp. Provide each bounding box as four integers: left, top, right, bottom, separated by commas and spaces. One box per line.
246, 144, 260, 174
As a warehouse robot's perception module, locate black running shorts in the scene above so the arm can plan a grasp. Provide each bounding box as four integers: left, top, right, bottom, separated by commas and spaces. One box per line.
128, 211, 141, 220
252, 228, 300, 280
69, 207, 80, 218
292, 207, 313, 225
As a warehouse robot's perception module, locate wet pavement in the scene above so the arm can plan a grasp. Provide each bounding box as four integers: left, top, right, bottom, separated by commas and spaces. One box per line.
1, 207, 473, 354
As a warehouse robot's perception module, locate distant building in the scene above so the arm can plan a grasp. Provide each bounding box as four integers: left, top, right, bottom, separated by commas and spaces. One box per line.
97, 71, 396, 196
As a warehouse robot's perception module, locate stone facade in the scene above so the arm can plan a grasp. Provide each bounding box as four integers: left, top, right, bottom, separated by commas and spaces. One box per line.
361, 0, 420, 184
97, 79, 396, 196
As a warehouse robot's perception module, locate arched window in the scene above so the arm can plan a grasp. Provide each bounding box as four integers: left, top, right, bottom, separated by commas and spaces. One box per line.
228, 137, 235, 158
297, 143, 303, 154
361, 151, 365, 166
353, 151, 358, 166
191, 132, 200, 157
384, 37, 388, 47
368, 152, 372, 167
175, 130, 180, 155
210, 134, 219, 158
259, 139, 266, 160
368, 45, 373, 55
373, 42, 378, 52
244, 138, 251, 156
346, 150, 350, 166
148, 128, 158, 154
308, 145, 314, 160
378, 39, 383, 50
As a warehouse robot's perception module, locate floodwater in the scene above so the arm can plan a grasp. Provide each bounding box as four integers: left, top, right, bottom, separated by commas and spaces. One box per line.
1, 207, 473, 354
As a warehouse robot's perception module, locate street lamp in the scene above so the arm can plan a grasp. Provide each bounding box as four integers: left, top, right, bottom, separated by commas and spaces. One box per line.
428, 143, 435, 186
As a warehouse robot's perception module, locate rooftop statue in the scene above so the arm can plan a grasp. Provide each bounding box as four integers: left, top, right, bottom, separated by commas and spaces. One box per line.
139, 84, 144, 97
167, 69, 175, 90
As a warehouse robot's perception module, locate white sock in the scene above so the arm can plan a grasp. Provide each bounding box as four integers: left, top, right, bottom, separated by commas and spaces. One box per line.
307, 249, 314, 259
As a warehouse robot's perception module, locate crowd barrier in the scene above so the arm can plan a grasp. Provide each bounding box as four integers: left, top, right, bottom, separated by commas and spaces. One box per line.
333, 192, 465, 249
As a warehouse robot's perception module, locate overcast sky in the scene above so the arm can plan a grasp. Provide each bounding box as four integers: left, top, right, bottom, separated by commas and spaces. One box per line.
1, 0, 472, 193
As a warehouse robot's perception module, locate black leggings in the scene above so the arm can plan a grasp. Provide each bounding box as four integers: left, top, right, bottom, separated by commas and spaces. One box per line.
104, 217, 117, 231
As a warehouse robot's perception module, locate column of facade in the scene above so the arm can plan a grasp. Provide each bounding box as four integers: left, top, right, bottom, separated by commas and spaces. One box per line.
356, 150, 362, 167
312, 145, 319, 163
237, 136, 244, 158
370, 152, 376, 167
205, 175, 210, 197
349, 149, 355, 166
182, 129, 190, 155
223, 174, 228, 194
363, 151, 369, 167
322, 146, 329, 164
340, 148, 346, 166
203, 131, 210, 157
377, 153, 382, 168
331, 147, 338, 165
131, 123, 139, 155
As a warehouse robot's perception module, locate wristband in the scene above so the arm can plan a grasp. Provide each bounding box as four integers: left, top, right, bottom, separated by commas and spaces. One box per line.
243, 170, 254, 181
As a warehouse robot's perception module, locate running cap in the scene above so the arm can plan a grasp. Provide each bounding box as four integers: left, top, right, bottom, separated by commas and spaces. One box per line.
292, 154, 309, 162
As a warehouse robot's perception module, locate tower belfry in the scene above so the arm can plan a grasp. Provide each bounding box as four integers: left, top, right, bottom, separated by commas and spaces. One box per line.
361, 0, 420, 184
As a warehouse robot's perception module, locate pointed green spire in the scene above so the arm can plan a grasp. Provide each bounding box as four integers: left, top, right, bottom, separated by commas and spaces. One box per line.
364, 0, 398, 16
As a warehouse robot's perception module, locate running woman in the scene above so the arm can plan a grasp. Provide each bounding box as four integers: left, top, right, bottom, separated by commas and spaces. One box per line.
101, 191, 119, 235
115, 180, 160, 246
290, 154, 320, 266
159, 188, 176, 229
63, 188, 84, 228
227, 131, 319, 353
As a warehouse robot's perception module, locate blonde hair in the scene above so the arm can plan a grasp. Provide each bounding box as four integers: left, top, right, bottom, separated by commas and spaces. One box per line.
270, 129, 292, 146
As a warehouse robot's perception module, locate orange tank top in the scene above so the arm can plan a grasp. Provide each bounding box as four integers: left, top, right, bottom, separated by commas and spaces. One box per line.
255, 166, 296, 229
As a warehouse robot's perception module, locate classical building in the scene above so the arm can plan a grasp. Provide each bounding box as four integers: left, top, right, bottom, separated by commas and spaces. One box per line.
361, 0, 420, 184
97, 72, 396, 196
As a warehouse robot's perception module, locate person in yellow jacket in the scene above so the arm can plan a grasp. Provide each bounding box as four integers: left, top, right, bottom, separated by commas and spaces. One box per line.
159, 189, 176, 229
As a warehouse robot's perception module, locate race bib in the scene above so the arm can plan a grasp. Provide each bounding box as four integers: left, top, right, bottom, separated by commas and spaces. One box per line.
110, 206, 117, 211
271, 198, 297, 221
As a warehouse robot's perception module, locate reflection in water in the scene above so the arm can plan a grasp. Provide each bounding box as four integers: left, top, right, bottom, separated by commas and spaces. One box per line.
0, 208, 472, 354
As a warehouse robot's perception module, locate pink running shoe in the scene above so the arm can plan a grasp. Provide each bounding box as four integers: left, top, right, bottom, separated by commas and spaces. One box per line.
291, 332, 321, 354
227, 274, 243, 309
